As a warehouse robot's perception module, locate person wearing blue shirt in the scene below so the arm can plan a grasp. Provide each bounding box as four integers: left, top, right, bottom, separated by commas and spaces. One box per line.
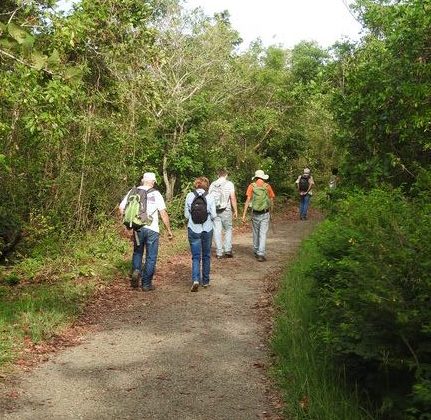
184, 177, 217, 292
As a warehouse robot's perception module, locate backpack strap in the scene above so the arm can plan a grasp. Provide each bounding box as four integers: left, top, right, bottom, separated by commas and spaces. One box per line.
193, 190, 207, 199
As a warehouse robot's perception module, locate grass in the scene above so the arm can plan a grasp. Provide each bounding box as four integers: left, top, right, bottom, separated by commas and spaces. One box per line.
0, 221, 189, 371
271, 239, 373, 419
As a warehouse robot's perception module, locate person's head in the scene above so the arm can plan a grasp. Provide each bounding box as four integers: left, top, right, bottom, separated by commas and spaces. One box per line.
142, 172, 157, 186
217, 168, 228, 178
194, 176, 209, 191
252, 169, 269, 181
303, 168, 311, 176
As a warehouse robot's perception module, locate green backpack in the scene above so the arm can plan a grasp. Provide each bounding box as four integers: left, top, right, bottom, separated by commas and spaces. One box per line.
123, 187, 155, 230
251, 183, 270, 211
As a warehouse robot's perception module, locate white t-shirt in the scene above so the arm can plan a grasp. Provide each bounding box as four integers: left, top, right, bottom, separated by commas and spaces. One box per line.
119, 186, 166, 233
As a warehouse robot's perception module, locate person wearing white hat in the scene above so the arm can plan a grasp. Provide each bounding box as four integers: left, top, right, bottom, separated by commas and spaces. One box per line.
242, 169, 275, 262
119, 172, 173, 291
295, 167, 315, 220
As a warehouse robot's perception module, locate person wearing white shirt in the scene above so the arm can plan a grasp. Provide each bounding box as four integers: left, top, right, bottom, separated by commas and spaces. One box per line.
119, 172, 173, 291
208, 169, 238, 259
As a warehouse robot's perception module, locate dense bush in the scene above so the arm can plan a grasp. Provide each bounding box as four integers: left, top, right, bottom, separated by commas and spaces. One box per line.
307, 189, 431, 417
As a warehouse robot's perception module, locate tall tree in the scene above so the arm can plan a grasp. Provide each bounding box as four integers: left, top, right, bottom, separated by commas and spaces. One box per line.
332, 0, 431, 189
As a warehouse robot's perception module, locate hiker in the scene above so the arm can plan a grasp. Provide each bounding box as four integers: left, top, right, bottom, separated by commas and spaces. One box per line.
184, 176, 217, 292
208, 169, 238, 259
242, 170, 275, 262
119, 172, 173, 291
295, 167, 315, 221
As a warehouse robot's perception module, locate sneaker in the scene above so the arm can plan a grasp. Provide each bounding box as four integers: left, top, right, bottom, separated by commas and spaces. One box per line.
190, 281, 199, 292
202, 283, 209, 288
131, 270, 140, 288
257, 255, 267, 262
216, 255, 224, 259
254, 253, 259, 259
142, 285, 155, 292
225, 252, 233, 258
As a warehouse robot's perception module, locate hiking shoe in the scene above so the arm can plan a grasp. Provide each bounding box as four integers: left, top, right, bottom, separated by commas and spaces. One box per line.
254, 252, 259, 259
190, 281, 199, 292
131, 270, 140, 288
216, 255, 224, 260
142, 285, 155, 292
225, 252, 233, 258
257, 255, 267, 262
202, 283, 209, 288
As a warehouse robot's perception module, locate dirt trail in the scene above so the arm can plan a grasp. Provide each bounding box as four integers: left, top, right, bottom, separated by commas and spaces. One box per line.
0, 216, 318, 420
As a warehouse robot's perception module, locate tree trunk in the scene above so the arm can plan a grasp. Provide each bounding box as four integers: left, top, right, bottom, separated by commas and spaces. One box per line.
162, 154, 176, 202
76, 104, 93, 227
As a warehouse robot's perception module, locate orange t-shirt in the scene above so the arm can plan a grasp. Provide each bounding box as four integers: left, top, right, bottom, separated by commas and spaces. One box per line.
245, 179, 275, 200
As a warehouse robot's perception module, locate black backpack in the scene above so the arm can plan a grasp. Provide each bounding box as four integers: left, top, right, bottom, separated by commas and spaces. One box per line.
190, 191, 208, 224
298, 175, 310, 192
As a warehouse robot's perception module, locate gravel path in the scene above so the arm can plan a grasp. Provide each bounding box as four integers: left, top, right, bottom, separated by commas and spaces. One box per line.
0, 217, 317, 419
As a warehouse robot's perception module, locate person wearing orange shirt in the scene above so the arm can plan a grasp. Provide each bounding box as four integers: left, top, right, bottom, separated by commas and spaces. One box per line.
242, 170, 275, 262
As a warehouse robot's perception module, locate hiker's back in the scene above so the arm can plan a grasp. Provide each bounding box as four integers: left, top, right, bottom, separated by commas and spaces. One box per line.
251, 182, 270, 212
210, 179, 234, 212
123, 187, 154, 230
190, 191, 208, 224
298, 175, 310, 192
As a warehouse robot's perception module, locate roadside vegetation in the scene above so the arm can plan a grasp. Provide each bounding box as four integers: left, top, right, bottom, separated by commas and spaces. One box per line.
1, 0, 430, 418
272, 0, 431, 418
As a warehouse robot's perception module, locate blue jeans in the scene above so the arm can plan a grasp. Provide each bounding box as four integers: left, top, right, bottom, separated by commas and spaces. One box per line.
252, 212, 270, 257
213, 208, 233, 256
188, 228, 213, 285
132, 228, 159, 288
299, 194, 311, 219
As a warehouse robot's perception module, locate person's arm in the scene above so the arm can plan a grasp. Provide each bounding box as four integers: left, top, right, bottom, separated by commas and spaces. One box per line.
230, 190, 238, 219
308, 176, 315, 193
184, 194, 191, 220
118, 190, 131, 215
159, 209, 173, 239
267, 184, 275, 212
295, 177, 302, 194
209, 195, 217, 220
242, 196, 251, 222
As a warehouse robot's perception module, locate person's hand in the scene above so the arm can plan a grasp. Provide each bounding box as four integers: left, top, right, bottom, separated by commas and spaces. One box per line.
167, 231, 173, 240
242, 216, 246, 224
233, 211, 238, 219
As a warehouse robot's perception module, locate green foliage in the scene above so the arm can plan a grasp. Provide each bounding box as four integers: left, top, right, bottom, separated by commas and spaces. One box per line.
306, 189, 431, 416
331, 0, 431, 190
272, 242, 369, 419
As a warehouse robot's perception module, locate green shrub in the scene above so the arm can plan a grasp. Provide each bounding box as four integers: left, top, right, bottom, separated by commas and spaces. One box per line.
273, 241, 368, 419
2, 273, 20, 286
307, 189, 431, 417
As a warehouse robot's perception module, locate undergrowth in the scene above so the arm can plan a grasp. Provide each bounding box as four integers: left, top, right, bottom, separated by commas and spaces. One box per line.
272, 240, 372, 419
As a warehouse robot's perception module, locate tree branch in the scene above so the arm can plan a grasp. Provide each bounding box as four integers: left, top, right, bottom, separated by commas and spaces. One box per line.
0, 48, 54, 75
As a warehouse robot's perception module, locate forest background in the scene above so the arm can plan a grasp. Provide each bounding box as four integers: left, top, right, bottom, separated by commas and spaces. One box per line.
1, 0, 430, 418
